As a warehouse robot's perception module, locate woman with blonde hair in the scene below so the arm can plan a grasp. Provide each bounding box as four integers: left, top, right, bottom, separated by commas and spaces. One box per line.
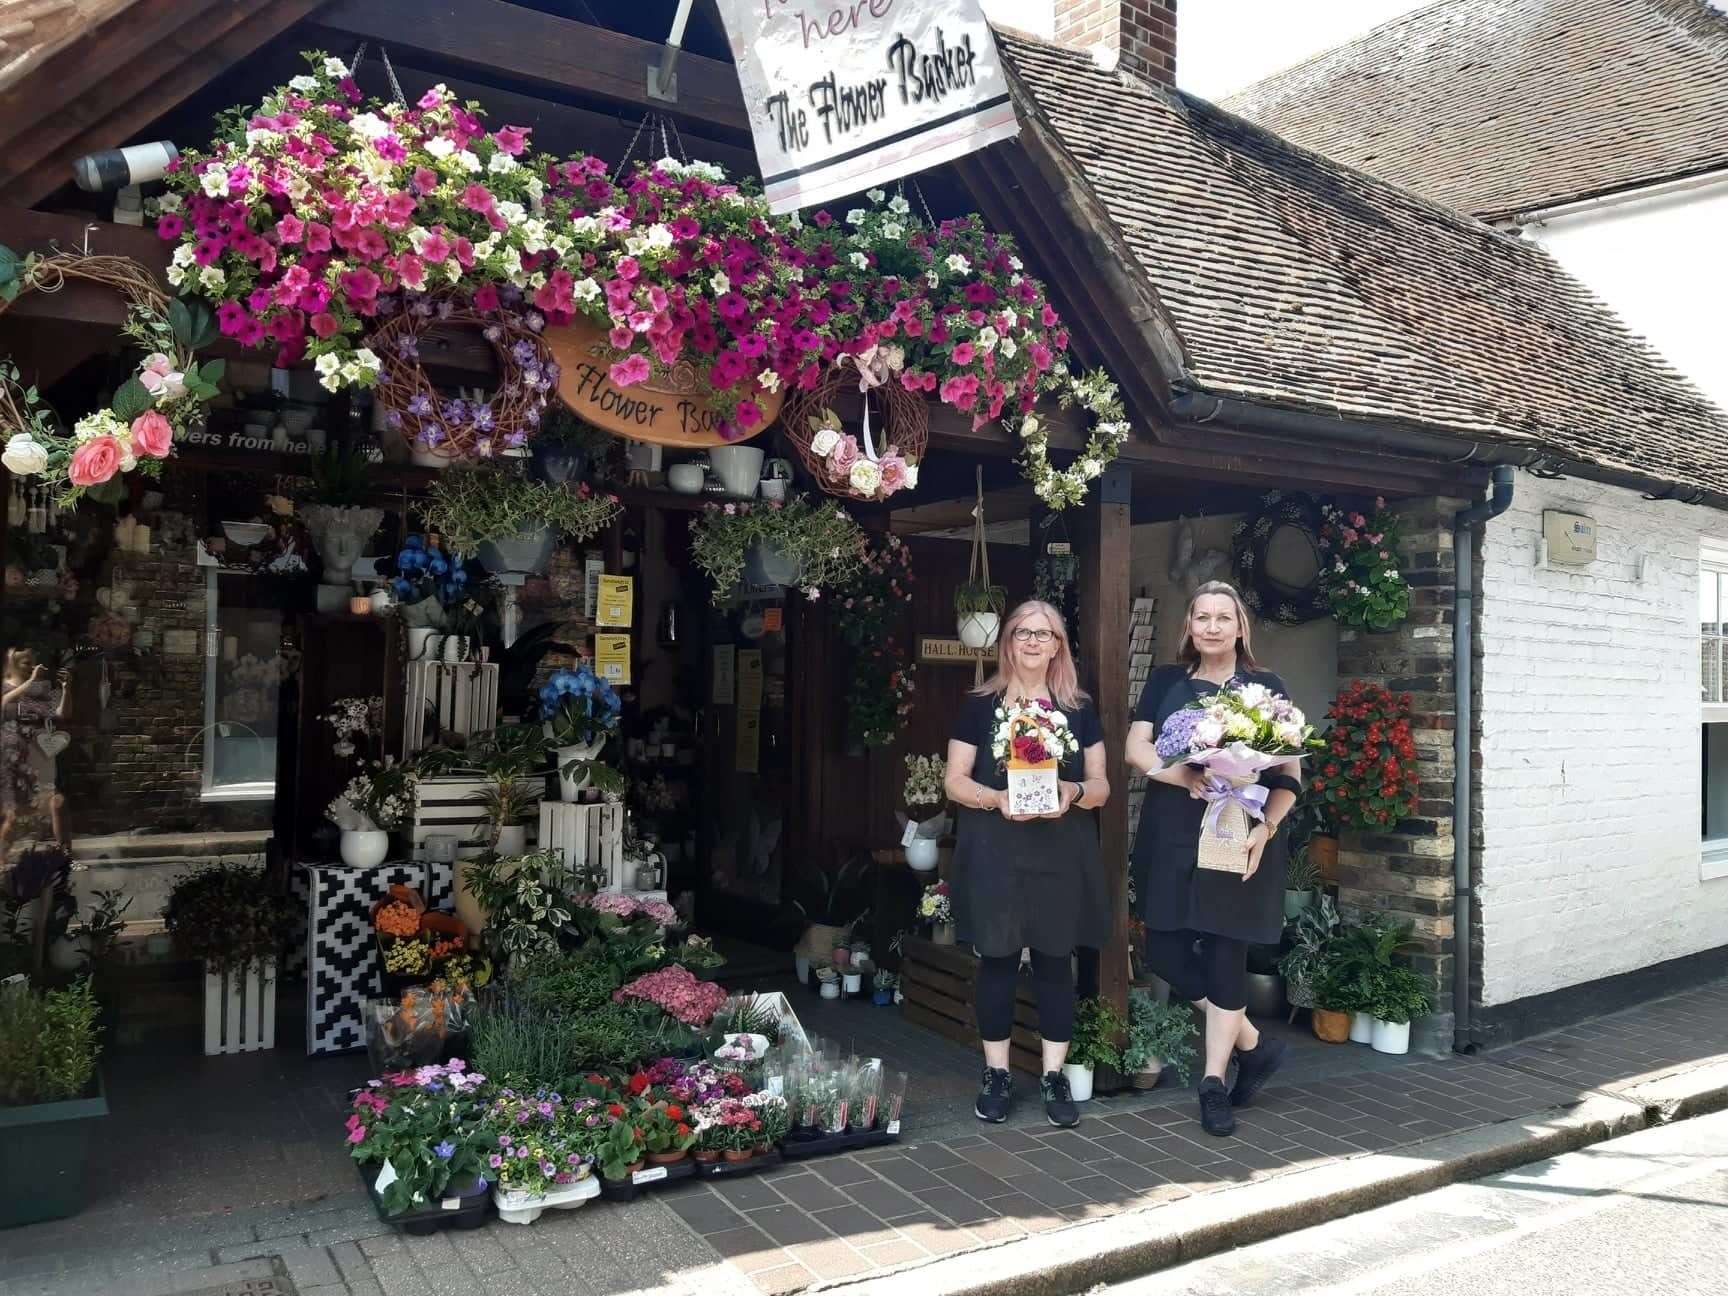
1125, 581, 1302, 1138
944, 599, 1111, 1129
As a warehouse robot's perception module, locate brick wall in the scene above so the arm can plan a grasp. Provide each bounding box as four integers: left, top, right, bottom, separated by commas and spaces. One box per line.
1334, 496, 1464, 1053
1053, 0, 1177, 85
1476, 476, 1728, 1008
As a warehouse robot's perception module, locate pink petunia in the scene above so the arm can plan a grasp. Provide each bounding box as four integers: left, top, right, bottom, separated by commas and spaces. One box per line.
610, 354, 651, 386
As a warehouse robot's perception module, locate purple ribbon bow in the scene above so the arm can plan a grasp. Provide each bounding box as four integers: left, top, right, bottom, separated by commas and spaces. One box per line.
1198, 775, 1269, 838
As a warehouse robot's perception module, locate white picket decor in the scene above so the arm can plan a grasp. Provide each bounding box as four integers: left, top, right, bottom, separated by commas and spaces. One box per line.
412, 776, 540, 853
537, 801, 625, 889
203, 959, 276, 1056
402, 662, 500, 758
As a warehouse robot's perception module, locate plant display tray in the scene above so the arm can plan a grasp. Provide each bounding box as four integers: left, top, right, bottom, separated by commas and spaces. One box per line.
493, 1174, 601, 1225
597, 1155, 696, 1202
360, 1163, 492, 1235
780, 1122, 900, 1160
693, 1148, 784, 1180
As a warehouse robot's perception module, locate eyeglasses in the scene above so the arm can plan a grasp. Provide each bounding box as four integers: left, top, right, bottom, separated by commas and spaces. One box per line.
1011, 628, 1057, 644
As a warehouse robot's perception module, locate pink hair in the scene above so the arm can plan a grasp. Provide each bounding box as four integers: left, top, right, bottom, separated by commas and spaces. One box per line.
971, 599, 1088, 711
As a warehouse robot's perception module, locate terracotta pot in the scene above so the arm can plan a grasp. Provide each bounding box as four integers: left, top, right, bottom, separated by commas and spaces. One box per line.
1312, 1007, 1351, 1043
754, 1144, 772, 1156
647, 1149, 687, 1165
1307, 833, 1339, 882
722, 1148, 754, 1163
624, 1160, 644, 1175
692, 1149, 722, 1164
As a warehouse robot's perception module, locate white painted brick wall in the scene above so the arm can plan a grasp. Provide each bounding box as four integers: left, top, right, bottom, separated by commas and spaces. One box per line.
1478, 476, 1728, 1004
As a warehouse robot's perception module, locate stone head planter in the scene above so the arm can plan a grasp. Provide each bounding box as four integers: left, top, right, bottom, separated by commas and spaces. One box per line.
302, 505, 384, 587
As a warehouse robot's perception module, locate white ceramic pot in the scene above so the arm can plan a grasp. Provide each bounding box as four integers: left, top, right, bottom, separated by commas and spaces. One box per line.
495, 825, 528, 856
441, 634, 469, 664
1062, 1062, 1095, 1102
957, 611, 1000, 651
905, 837, 939, 871
480, 525, 556, 576
931, 924, 956, 946
667, 464, 706, 494
340, 829, 389, 868
1370, 1018, 1411, 1055
819, 979, 840, 1000
794, 954, 811, 983
556, 744, 596, 802
1349, 1010, 1375, 1044
1131, 1060, 1164, 1090
843, 972, 863, 994
759, 479, 788, 502
405, 627, 437, 660
408, 442, 452, 469
1284, 888, 1314, 921
494, 1173, 599, 1226
709, 445, 764, 498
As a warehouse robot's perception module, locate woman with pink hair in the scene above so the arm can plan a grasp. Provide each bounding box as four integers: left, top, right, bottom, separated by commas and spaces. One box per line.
943, 599, 1111, 1129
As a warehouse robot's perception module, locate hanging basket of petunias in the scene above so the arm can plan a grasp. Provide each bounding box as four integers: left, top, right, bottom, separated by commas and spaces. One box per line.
154, 51, 551, 389
539, 156, 794, 446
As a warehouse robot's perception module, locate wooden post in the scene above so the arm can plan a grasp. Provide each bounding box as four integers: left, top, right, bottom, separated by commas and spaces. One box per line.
1078, 465, 1133, 1018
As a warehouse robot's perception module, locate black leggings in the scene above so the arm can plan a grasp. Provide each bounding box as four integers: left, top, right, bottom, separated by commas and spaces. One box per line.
975, 950, 1075, 1043
1142, 928, 1249, 1011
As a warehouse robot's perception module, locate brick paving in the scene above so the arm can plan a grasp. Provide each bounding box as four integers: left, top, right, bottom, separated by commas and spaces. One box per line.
3, 979, 1726, 1296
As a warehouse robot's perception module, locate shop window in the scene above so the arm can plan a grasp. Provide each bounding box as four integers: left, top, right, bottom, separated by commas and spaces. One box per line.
1702, 551, 1728, 878
200, 567, 284, 801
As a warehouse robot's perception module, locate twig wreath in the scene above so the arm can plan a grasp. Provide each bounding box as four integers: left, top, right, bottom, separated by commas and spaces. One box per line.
369, 294, 558, 463
1231, 490, 1331, 626
1016, 365, 1132, 510
0, 245, 223, 502
782, 347, 927, 503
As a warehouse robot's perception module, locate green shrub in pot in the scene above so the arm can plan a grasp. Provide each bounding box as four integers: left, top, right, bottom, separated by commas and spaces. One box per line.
1364, 964, 1434, 1026
1122, 990, 1198, 1085
161, 863, 290, 976
1067, 995, 1126, 1072
0, 978, 100, 1107
421, 462, 620, 556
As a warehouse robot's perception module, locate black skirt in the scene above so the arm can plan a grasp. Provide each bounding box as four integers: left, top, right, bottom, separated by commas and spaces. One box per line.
1130, 667, 1292, 946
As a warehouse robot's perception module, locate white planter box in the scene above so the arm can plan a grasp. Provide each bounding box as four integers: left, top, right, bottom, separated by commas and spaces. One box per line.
538, 801, 624, 889
412, 776, 540, 853
493, 1173, 600, 1225
402, 662, 500, 759
203, 959, 276, 1056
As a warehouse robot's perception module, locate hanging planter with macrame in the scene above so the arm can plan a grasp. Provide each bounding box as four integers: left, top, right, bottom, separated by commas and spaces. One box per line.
955, 468, 1006, 656
783, 346, 927, 503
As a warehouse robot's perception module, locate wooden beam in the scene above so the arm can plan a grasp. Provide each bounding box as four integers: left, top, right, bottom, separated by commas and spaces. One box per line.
5, 0, 332, 206
0, 0, 229, 152
317, 0, 751, 135
1078, 463, 1132, 1022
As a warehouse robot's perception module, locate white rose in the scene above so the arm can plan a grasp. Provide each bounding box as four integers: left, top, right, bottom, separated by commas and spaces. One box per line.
2, 434, 48, 476
809, 428, 840, 457
849, 459, 882, 495
1049, 711, 1068, 729
903, 462, 919, 489
1019, 415, 1040, 440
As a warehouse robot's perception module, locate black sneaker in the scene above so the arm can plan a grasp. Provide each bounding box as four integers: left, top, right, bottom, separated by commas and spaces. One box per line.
1230, 1035, 1287, 1108
1198, 1076, 1236, 1137
1041, 1071, 1080, 1128
974, 1066, 1013, 1123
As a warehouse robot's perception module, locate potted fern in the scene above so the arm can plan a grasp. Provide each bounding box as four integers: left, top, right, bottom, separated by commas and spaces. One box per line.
955, 581, 1006, 650
1063, 996, 1125, 1102
0, 978, 104, 1227
1122, 990, 1198, 1089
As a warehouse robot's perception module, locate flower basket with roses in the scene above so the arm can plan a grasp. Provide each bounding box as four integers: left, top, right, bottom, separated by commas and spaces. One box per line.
1310, 681, 1420, 831
157, 53, 549, 385
1318, 499, 1411, 631
346, 1060, 493, 1218
687, 496, 867, 603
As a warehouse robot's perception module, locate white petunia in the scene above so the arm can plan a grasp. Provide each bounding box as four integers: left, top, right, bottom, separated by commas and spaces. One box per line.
849, 252, 869, 270
945, 253, 971, 274
347, 112, 390, 140
757, 368, 782, 394
454, 149, 482, 173
487, 151, 519, 175
644, 223, 674, 250
846, 209, 866, 226
200, 168, 230, 198
289, 74, 319, 93
199, 265, 226, 292
423, 136, 456, 159
165, 265, 187, 287
867, 188, 886, 203
323, 57, 350, 78
925, 269, 940, 288
709, 271, 730, 295
314, 354, 342, 377
888, 194, 910, 215
573, 276, 601, 302
881, 221, 903, 240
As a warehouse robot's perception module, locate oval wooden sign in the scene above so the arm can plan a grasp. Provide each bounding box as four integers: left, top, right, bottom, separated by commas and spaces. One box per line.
544, 319, 782, 449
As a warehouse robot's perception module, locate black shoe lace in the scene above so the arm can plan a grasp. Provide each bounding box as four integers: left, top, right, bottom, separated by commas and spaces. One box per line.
1042, 1072, 1072, 1103
984, 1068, 1011, 1101
1199, 1084, 1232, 1122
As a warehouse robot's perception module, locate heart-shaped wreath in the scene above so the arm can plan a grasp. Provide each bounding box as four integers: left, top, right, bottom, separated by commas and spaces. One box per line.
0, 245, 224, 502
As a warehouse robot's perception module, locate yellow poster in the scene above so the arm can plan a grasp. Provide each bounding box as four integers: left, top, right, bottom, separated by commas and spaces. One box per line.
735, 709, 761, 774
596, 575, 635, 628
594, 633, 632, 685
737, 649, 764, 711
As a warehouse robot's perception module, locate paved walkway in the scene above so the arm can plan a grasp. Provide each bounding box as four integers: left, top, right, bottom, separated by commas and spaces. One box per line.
3, 978, 1726, 1296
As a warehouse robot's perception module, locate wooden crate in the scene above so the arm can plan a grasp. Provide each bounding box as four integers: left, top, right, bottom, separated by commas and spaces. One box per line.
203, 959, 276, 1055
538, 800, 625, 888
412, 775, 540, 852
402, 661, 500, 758
898, 938, 1045, 1077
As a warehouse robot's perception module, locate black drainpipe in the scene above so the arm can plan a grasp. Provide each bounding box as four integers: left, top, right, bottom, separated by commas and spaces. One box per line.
1452, 465, 1515, 1052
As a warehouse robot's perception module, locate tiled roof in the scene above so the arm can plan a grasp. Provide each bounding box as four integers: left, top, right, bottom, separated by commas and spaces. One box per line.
995, 30, 1728, 497
1219, 0, 1728, 220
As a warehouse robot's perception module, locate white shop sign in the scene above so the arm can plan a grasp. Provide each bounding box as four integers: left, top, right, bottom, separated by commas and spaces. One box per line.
716, 0, 1019, 212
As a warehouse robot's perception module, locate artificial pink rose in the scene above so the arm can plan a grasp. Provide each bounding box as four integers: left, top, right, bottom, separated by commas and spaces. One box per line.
129, 411, 173, 459
68, 435, 121, 487
828, 434, 860, 479
877, 453, 908, 494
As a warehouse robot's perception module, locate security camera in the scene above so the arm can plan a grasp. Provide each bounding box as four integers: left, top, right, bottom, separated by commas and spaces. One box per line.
71, 141, 178, 193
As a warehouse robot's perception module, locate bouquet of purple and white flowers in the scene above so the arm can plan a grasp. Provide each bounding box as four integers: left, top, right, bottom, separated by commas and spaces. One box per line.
1158, 682, 1319, 873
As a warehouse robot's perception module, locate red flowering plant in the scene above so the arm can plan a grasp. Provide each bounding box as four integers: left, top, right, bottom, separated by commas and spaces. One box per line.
1318, 498, 1411, 631
637, 1098, 698, 1157
345, 1059, 493, 1216
692, 1095, 766, 1154
1310, 680, 1421, 831
543, 156, 796, 439
156, 52, 551, 385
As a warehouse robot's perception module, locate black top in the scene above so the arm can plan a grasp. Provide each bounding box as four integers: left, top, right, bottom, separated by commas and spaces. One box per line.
1129, 665, 1299, 945
946, 690, 1111, 958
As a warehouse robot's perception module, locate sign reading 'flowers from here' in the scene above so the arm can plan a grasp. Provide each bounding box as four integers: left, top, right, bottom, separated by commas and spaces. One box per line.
715, 0, 1020, 213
